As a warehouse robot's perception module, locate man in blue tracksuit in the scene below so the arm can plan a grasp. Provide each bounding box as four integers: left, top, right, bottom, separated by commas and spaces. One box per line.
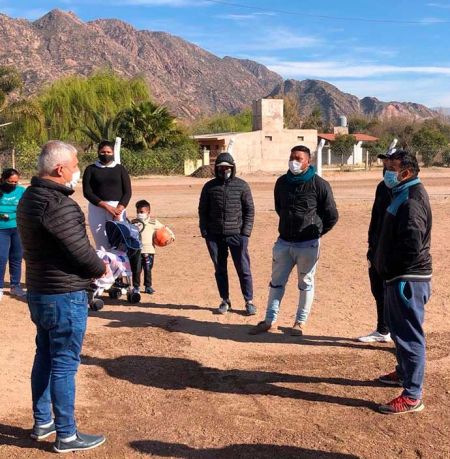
374, 150, 432, 415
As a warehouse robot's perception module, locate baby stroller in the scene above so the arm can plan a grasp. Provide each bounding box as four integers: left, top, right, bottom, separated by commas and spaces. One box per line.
89, 220, 142, 311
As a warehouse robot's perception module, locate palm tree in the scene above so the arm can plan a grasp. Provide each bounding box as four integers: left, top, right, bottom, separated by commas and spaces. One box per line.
79, 111, 122, 145
118, 101, 176, 150
0, 66, 22, 112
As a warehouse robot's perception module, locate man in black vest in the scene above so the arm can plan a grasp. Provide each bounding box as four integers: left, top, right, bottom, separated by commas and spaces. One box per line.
250, 145, 338, 336
198, 152, 256, 315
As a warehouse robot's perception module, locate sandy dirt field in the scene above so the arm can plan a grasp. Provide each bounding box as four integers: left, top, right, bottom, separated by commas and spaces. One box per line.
1, 169, 449, 458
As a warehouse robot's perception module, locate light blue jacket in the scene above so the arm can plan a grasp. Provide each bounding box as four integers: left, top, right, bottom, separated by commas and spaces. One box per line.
0, 185, 26, 230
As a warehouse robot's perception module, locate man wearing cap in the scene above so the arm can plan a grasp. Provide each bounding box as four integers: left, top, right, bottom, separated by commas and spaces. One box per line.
198, 152, 256, 315
375, 150, 432, 415
357, 145, 396, 343
250, 145, 338, 336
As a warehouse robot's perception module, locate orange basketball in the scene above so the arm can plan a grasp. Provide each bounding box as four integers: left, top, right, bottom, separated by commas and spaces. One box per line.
153, 226, 174, 247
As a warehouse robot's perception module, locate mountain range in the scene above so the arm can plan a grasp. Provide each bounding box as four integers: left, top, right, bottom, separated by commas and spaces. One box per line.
0, 9, 438, 123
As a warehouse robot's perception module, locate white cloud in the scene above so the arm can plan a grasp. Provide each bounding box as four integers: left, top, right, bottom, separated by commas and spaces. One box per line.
216, 13, 259, 21
261, 58, 450, 79
427, 2, 450, 9
331, 77, 450, 107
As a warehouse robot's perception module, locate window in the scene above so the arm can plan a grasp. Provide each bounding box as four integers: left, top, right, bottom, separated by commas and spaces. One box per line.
265, 136, 272, 141
297, 136, 304, 141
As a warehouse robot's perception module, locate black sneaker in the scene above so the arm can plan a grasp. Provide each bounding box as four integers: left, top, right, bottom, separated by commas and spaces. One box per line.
217, 299, 231, 314
30, 421, 56, 440
245, 301, 256, 316
54, 432, 106, 453
145, 287, 155, 294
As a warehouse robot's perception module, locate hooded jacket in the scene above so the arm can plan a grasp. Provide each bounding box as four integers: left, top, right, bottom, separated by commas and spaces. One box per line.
198, 152, 255, 237
17, 177, 106, 293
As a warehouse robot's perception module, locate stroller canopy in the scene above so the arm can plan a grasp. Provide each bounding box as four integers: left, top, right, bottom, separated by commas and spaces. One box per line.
105, 220, 142, 254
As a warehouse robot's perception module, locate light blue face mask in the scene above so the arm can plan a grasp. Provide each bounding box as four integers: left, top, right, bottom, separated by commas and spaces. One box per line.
384, 170, 400, 189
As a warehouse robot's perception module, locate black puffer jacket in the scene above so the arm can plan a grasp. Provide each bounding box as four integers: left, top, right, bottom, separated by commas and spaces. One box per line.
275, 170, 338, 242
199, 153, 255, 237
17, 177, 105, 293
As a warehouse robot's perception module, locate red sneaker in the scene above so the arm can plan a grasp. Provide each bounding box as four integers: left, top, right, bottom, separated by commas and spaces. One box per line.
378, 370, 403, 387
379, 395, 424, 415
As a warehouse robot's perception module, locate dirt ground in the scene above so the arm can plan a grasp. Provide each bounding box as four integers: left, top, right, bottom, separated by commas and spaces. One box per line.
1, 169, 449, 458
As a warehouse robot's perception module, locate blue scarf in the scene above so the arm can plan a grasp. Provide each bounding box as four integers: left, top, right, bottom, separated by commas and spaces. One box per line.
286, 165, 316, 184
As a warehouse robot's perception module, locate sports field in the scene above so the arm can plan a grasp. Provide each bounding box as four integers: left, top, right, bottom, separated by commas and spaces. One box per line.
1, 169, 449, 458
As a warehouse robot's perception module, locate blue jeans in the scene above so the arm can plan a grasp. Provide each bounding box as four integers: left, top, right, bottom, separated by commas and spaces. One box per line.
0, 227, 23, 289
28, 290, 88, 438
385, 280, 431, 400
265, 238, 320, 324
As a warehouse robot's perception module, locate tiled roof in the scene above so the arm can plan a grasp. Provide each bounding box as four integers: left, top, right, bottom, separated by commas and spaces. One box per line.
318, 133, 378, 142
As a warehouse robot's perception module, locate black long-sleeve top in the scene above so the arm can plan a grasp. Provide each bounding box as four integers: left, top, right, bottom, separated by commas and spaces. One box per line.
82, 163, 132, 207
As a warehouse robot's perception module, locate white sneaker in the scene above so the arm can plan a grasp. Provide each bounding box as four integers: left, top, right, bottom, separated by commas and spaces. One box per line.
358, 330, 392, 343
0, 289, 3, 301
10, 285, 26, 298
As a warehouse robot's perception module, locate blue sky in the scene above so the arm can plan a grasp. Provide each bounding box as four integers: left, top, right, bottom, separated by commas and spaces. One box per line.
2, 0, 450, 107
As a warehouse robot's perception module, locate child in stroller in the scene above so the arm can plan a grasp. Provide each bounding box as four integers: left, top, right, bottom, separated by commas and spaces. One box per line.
89, 220, 142, 311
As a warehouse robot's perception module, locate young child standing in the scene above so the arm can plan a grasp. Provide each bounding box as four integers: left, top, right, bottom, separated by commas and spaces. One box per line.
130, 199, 173, 294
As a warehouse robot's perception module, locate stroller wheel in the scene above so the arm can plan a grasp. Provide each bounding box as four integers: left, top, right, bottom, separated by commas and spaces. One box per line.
127, 292, 141, 304
90, 298, 104, 311
109, 288, 122, 300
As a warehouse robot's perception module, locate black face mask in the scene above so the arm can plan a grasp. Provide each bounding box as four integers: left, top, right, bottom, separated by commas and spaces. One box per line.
0, 183, 16, 192
98, 154, 114, 164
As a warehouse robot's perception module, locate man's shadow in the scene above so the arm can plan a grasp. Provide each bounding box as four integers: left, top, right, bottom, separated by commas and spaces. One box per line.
82, 354, 379, 410
0, 423, 53, 451
92, 308, 394, 352
130, 440, 360, 458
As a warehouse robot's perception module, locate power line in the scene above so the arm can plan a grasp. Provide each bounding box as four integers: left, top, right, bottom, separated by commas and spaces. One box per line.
205, 0, 450, 24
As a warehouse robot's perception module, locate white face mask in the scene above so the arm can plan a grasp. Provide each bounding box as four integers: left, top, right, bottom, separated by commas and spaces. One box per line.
288, 160, 304, 175
66, 169, 81, 189
137, 213, 148, 221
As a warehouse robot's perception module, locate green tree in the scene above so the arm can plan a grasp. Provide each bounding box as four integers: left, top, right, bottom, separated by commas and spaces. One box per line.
118, 101, 176, 150
191, 108, 252, 135
283, 95, 302, 129
332, 134, 356, 165
39, 71, 150, 142
302, 106, 324, 130
0, 66, 22, 112
79, 111, 122, 145
411, 127, 449, 166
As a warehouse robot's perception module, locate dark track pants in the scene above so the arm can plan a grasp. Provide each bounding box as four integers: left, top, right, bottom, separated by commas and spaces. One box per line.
205, 234, 253, 302
385, 280, 431, 400
368, 265, 389, 335
130, 251, 154, 288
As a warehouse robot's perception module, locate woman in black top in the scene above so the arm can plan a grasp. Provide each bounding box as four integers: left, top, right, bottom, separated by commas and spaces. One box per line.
82, 140, 132, 249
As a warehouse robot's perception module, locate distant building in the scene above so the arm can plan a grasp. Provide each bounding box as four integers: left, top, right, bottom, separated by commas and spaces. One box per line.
318, 117, 378, 166
187, 99, 378, 175
318, 132, 379, 166
187, 98, 317, 174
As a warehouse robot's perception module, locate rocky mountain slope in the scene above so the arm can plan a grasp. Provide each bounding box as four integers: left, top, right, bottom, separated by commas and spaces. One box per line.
0, 9, 437, 122
269, 79, 437, 124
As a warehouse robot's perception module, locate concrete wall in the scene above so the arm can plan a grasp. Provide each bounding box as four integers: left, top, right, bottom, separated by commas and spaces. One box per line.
227, 129, 318, 173
252, 99, 284, 132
